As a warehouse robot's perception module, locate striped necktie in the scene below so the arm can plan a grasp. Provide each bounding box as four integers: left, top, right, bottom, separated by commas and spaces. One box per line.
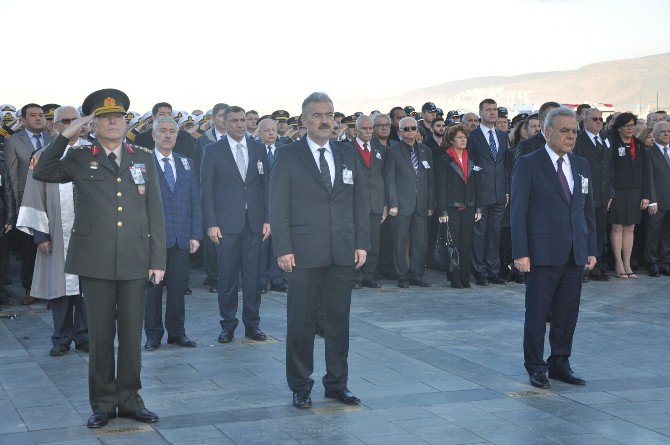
410, 147, 419, 175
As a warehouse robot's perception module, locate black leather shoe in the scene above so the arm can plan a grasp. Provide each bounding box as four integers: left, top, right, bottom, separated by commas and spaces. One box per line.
409, 276, 431, 287
582, 274, 590, 283
590, 272, 610, 282
397, 278, 409, 288
475, 276, 489, 286
270, 282, 287, 293
451, 281, 463, 289
144, 339, 160, 351
548, 369, 586, 385
245, 327, 267, 341
203, 276, 211, 286
661, 268, 670, 276
218, 329, 234, 343
648, 266, 661, 277
168, 335, 197, 347
49, 344, 69, 356
184, 286, 192, 295
362, 279, 382, 288
325, 388, 361, 405
515, 274, 525, 284
315, 324, 324, 338
209, 281, 218, 293
529, 372, 550, 389
352, 281, 362, 289
87, 412, 116, 428
118, 408, 159, 423
292, 391, 312, 409
462, 282, 471, 288
488, 275, 505, 284
75, 341, 89, 353
260, 284, 267, 294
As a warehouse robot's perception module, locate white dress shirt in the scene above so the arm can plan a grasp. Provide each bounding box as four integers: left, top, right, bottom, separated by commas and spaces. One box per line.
227, 135, 248, 172
545, 145, 574, 193
355, 137, 370, 151
25, 129, 44, 151
479, 124, 499, 152
214, 128, 226, 141
306, 135, 335, 186
154, 149, 176, 180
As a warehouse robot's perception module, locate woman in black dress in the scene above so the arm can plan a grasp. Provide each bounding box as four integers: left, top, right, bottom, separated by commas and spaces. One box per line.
435, 124, 482, 288
609, 112, 649, 278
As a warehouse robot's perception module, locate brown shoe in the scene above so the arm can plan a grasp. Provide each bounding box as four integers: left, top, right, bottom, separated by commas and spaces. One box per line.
22, 294, 36, 305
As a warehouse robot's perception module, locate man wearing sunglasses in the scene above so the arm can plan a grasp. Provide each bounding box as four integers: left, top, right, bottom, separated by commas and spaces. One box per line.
384, 117, 435, 288
574, 108, 613, 282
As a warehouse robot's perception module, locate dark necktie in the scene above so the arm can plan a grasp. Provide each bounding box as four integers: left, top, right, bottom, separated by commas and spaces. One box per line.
556, 157, 571, 201
108, 152, 119, 174
488, 129, 497, 159
410, 147, 418, 175
162, 158, 175, 192
363, 142, 369, 152
34, 134, 43, 150
318, 148, 332, 193
594, 135, 602, 149
664, 146, 670, 168
267, 145, 274, 166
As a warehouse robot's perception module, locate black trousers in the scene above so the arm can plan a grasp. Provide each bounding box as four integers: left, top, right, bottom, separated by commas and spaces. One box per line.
259, 235, 284, 286
391, 213, 428, 278
50, 294, 88, 347
80, 277, 146, 413
472, 203, 505, 277
202, 226, 219, 283
523, 256, 583, 375
145, 246, 189, 341
355, 212, 382, 283
0, 234, 9, 283
216, 215, 262, 331
447, 207, 475, 286
591, 206, 608, 274
376, 217, 395, 278
286, 265, 353, 392
645, 208, 670, 268
17, 230, 37, 292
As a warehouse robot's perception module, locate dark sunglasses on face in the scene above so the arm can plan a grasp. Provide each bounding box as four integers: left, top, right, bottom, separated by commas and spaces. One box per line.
591, 117, 603, 122
402, 126, 417, 132
56, 118, 76, 125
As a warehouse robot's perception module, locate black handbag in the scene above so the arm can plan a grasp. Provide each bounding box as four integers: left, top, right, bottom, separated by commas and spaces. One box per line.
430, 222, 460, 273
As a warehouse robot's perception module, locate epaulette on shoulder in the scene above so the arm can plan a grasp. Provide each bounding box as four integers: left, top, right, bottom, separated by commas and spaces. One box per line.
129, 144, 153, 156
70, 145, 93, 151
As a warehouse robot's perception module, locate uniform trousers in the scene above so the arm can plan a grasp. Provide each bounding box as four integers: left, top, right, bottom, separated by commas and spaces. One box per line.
145, 245, 189, 341
645, 208, 670, 268
391, 213, 428, 278
286, 265, 353, 393
355, 212, 382, 283
50, 294, 88, 347
523, 255, 583, 375
81, 277, 146, 414
472, 203, 505, 277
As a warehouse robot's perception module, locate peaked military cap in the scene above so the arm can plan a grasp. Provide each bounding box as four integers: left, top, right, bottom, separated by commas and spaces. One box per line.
82, 88, 130, 116
271, 110, 289, 121
42, 104, 61, 119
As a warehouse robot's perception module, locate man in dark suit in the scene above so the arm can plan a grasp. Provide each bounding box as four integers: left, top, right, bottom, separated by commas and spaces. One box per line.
33, 89, 166, 428
644, 121, 670, 276
201, 106, 270, 344
573, 108, 614, 281
511, 107, 597, 389
133, 102, 198, 165
385, 116, 435, 288
4, 103, 52, 304
350, 115, 386, 288
467, 99, 510, 285
515, 101, 560, 159
270, 92, 370, 409
144, 117, 202, 351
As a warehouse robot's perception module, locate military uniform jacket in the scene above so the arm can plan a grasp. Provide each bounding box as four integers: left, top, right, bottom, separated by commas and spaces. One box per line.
32, 134, 166, 280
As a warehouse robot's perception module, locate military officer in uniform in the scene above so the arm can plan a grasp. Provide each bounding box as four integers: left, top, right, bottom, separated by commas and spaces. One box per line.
33, 89, 166, 429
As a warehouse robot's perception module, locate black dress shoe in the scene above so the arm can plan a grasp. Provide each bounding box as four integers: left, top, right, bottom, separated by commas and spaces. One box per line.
118, 408, 159, 423
209, 281, 218, 293
260, 284, 267, 294
475, 276, 489, 286
245, 327, 267, 341
582, 274, 590, 283
315, 324, 324, 338
488, 275, 505, 284
648, 266, 661, 277
87, 412, 116, 428
167, 335, 197, 347
529, 372, 550, 389
203, 276, 211, 286
548, 369, 586, 385
75, 341, 89, 353
270, 282, 287, 293
49, 344, 70, 356
184, 286, 192, 295
292, 391, 312, 409
352, 281, 362, 289
409, 276, 431, 287
325, 388, 361, 405
144, 339, 160, 351
218, 329, 234, 343
661, 268, 670, 276
397, 277, 409, 288
462, 282, 471, 288
362, 278, 382, 288
451, 281, 463, 289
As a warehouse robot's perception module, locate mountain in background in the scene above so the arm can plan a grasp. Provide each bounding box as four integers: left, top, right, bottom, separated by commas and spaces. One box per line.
339, 53, 670, 115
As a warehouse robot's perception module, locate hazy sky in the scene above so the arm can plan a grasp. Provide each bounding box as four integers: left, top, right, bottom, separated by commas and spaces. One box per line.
3, 0, 669, 114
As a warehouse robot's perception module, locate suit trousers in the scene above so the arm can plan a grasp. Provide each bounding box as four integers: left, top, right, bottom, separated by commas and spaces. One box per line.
523, 257, 583, 375
216, 214, 262, 331
391, 213, 428, 278
472, 203, 505, 277
202, 226, 219, 283
286, 265, 353, 392
377, 218, 395, 278
591, 206, 609, 274
355, 212, 382, 282
17, 230, 36, 292
80, 277, 146, 413
51, 294, 88, 347
645, 208, 670, 267
447, 207, 475, 286
0, 234, 9, 282
145, 245, 189, 341
259, 235, 284, 286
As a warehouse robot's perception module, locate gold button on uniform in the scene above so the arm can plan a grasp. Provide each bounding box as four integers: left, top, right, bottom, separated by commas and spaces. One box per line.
116, 177, 121, 183
117, 221, 123, 227
117, 206, 123, 212
117, 192, 122, 197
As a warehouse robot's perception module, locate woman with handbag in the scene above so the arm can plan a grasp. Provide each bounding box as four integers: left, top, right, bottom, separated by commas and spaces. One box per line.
436, 124, 482, 288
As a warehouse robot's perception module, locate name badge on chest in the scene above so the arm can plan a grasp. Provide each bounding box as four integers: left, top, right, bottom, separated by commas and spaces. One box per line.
181, 158, 191, 170
375, 151, 382, 160
257, 160, 264, 175
129, 165, 145, 184
343, 167, 353, 185
422, 160, 430, 169
618, 146, 626, 157
581, 175, 589, 194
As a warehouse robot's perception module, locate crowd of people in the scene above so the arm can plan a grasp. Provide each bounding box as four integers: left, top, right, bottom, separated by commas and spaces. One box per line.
0, 91, 669, 426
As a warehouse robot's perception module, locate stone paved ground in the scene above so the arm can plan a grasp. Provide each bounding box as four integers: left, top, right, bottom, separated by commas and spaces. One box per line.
1, 265, 670, 445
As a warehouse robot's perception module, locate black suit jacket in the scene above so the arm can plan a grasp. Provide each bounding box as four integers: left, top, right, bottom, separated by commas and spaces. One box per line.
645, 144, 670, 210
515, 131, 545, 159
467, 126, 509, 206
610, 134, 646, 191
573, 131, 614, 207
269, 139, 370, 268
384, 140, 435, 217
350, 139, 385, 214
435, 153, 482, 215
201, 137, 269, 234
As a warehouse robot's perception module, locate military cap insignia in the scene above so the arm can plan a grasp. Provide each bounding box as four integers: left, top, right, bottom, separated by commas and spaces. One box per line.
104, 97, 116, 108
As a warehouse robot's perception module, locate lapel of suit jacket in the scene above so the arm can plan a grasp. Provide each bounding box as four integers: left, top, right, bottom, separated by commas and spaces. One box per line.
568, 153, 583, 204
651, 145, 670, 172
298, 139, 329, 192
331, 142, 343, 193
153, 155, 169, 192
245, 143, 258, 184
173, 154, 186, 189
495, 129, 506, 163
449, 157, 464, 182
399, 140, 414, 172
539, 147, 570, 205
19, 130, 34, 154
219, 137, 244, 183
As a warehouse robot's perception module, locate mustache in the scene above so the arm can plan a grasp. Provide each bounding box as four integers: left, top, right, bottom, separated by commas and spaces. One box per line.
319, 124, 330, 129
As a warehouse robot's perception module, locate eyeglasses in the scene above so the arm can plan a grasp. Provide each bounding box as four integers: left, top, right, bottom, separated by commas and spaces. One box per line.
590, 117, 604, 122
402, 126, 417, 132
359, 127, 373, 131
620, 124, 635, 130
374, 124, 391, 128
56, 118, 76, 124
